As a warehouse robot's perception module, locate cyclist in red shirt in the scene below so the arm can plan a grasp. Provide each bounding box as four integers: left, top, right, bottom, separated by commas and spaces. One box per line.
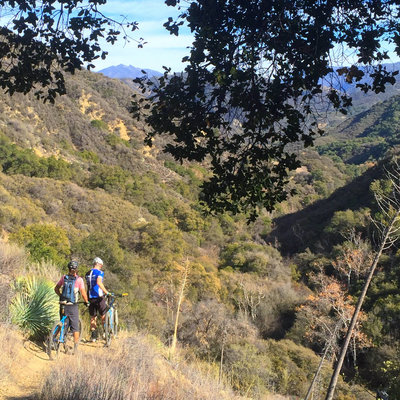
55, 260, 89, 353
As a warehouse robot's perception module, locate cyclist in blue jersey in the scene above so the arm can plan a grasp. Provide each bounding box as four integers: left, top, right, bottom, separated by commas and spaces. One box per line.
86, 257, 110, 342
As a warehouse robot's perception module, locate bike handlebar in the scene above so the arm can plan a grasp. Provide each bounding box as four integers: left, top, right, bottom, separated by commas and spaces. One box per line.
107, 293, 128, 298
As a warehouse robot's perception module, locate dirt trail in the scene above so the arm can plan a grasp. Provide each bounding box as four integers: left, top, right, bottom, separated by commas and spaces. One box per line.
0, 339, 51, 400
0, 337, 103, 400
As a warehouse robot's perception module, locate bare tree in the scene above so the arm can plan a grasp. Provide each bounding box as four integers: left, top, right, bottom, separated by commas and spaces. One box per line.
237, 277, 266, 321
301, 273, 369, 400
325, 161, 400, 400
332, 230, 373, 288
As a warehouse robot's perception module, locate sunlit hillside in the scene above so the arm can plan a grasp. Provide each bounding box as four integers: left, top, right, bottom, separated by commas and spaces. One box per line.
2, 67, 400, 399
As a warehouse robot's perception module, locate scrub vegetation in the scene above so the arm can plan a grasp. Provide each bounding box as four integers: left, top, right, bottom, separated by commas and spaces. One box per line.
1, 68, 400, 399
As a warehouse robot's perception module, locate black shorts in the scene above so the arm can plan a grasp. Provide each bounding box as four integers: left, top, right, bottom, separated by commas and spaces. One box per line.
89, 297, 107, 317
62, 304, 80, 333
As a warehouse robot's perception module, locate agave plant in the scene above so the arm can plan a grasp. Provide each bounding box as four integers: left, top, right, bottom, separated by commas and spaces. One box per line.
10, 276, 58, 339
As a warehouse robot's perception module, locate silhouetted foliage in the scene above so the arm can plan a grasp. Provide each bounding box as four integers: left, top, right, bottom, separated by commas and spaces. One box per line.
133, 0, 400, 219
0, 0, 138, 102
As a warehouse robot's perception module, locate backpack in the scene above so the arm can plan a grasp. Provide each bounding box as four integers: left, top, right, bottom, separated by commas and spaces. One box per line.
60, 274, 77, 303
85, 270, 92, 291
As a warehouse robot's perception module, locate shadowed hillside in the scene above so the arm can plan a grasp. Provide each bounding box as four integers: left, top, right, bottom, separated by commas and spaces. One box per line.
267, 164, 382, 255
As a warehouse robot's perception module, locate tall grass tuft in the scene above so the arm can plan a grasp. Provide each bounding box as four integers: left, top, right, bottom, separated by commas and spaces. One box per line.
0, 240, 27, 276
24, 259, 61, 282
10, 276, 58, 339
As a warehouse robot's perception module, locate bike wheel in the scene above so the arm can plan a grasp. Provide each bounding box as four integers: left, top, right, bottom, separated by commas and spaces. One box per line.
113, 308, 118, 338
63, 319, 71, 354
104, 311, 112, 347
47, 322, 62, 360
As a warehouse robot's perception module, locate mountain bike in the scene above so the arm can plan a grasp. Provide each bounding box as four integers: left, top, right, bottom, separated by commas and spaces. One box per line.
46, 301, 84, 360
104, 293, 128, 347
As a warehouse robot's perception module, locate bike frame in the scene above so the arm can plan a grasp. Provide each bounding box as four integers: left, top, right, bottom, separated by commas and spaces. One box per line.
54, 315, 69, 344
51, 304, 71, 345
106, 297, 116, 333
104, 293, 127, 346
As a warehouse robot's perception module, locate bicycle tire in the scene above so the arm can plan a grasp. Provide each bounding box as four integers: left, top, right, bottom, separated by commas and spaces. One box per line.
64, 318, 72, 354
47, 321, 63, 360
104, 311, 112, 347
113, 308, 118, 338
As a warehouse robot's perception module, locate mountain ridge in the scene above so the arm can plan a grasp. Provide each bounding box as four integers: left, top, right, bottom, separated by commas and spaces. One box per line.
98, 64, 162, 79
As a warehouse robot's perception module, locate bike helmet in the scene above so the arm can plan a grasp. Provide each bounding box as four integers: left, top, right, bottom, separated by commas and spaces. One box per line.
93, 257, 103, 266
67, 260, 78, 270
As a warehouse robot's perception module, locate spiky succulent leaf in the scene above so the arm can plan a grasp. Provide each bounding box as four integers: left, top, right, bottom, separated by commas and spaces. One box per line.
10, 276, 58, 339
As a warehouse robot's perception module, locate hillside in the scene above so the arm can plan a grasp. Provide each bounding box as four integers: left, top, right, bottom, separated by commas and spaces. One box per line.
317, 94, 400, 164
267, 163, 380, 255
2, 67, 400, 399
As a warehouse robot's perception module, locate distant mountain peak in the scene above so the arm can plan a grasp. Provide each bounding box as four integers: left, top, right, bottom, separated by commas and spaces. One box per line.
97, 64, 162, 79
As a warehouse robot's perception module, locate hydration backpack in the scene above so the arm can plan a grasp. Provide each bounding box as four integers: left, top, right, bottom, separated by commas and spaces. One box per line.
60, 275, 77, 303
85, 270, 92, 291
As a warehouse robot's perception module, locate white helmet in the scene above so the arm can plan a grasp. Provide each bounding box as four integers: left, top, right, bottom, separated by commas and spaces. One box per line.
93, 257, 103, 266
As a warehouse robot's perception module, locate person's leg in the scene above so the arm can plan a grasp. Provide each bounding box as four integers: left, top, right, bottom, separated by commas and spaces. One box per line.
73, 331, 79, 354
89, 300, 99, 341
99, 297, 108, 338
90, 315, 97, 331
66, 305, 80, 353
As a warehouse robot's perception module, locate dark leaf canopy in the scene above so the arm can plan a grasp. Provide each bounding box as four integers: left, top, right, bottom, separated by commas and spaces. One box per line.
133, 0, 400, 220
0, 0, 138, 102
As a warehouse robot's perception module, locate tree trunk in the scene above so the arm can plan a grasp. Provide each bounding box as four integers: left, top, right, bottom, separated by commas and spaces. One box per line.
305, 322, 340, 400
219, 340, 225, 385
324, 211, 399, 400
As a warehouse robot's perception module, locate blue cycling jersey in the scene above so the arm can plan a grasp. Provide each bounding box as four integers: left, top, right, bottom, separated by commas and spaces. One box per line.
86, 268, 105, 299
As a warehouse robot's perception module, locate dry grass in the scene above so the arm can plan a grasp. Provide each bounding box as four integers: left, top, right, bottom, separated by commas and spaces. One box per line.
24, 259, 61, 282
0, 240, 27, 276
0, 241, 61, 324
0, 241, 26, 322
0, 274, 14, 323
0, 239, 60, 281
0, 323, 21, 382
36, 333, 245, 400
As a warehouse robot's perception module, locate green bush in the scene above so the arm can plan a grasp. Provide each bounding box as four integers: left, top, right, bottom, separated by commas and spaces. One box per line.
105, 134, 129, 148
0, 134, 73, 180
88, 164, 130, 194
78, 150, 100, 163
173, 205, 206, 233
219, 241, 283, 276
137, 221, 186, 265
10, 224, 70, 265
90, 119, 109, 131
74, 232, 124, 273
10, 276, 58, 339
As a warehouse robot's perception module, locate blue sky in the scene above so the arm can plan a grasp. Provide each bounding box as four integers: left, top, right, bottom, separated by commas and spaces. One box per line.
93, 0, 193, 73
92, 1, 400, 73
